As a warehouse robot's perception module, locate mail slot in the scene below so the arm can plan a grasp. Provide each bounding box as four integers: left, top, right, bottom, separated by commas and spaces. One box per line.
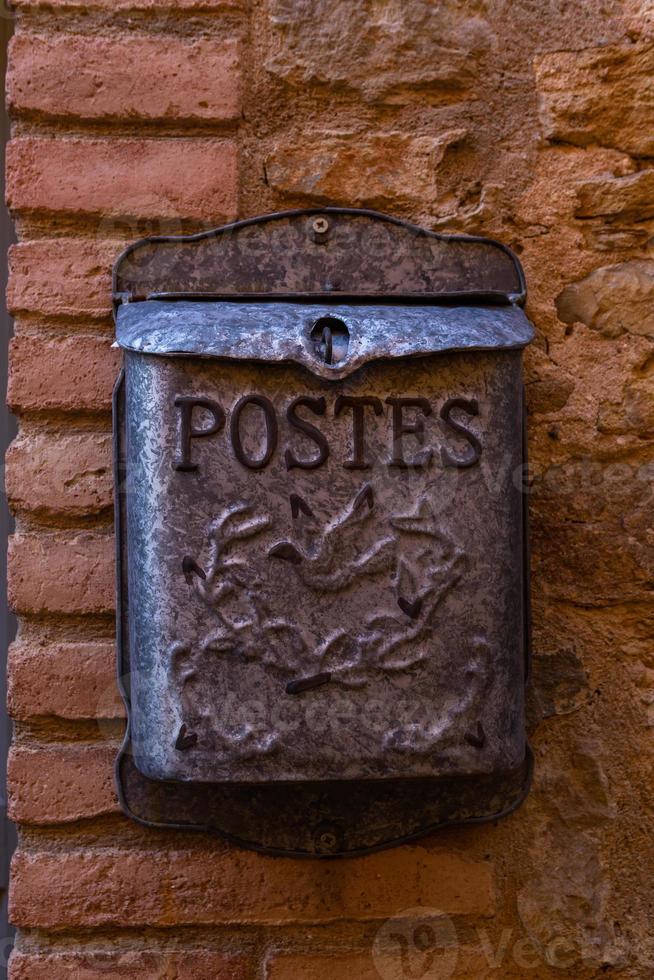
113, 208, 534, 856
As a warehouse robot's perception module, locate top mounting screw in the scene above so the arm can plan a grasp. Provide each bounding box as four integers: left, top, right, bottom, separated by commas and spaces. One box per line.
312, 217, 329, 235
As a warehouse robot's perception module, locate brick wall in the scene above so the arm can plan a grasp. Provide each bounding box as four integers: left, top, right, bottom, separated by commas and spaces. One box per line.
4, 1, 653, 978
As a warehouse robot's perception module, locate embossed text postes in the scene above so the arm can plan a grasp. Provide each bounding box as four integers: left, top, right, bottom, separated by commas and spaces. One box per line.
173, 393, 482, 473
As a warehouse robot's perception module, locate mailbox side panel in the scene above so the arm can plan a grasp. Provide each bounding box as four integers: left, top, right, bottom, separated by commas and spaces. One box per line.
123, 348, 525, 785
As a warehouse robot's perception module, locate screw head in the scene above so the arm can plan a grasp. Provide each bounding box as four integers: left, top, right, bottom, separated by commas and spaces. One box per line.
313, 821, 342, 854
312, 216, 329, 235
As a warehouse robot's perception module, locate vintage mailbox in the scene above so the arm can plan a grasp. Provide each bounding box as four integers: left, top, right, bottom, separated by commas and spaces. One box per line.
113, 208, 534, 856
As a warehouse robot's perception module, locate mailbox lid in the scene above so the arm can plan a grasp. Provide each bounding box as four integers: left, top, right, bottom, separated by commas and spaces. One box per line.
115, 299, 534, 378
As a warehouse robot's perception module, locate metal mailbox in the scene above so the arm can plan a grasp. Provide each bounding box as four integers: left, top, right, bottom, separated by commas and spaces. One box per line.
113, 208, 534, 856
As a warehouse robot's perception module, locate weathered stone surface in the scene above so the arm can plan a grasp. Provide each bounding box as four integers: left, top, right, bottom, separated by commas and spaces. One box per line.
540, 740, 615, 828
576, 168, 654, 220
528, 648, 590, 723
518, 827, 626, 969
535, 43, 654, 156
596, 377, 654, 437
525, 349, 576, 415
527, 320, 654, 463
529, 384, 654, 600
529, 451, 654, 526
626, 0, 654, 38
13, 0, 239, 7
513, 145, 634, 240
519, 741, 622, 969
531, 517, 653, 606
624, 379, 654, 436
265, 0, 493, 103
556, 261, 654, 338
429, 182, 508, 235
585, 223, 654, 253
629, 661, 654, 732
265, 130, 467, 208
525, 376, 575, 415
530, 422, 654, 601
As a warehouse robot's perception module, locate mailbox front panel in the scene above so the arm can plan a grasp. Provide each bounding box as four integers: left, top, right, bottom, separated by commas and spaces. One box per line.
124, 343, 525, 785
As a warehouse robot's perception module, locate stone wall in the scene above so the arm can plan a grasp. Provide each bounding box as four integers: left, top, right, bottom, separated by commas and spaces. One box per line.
4, 0, 653, 976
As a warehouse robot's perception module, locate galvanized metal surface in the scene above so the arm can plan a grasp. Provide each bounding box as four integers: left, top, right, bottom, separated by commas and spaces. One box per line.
113, 207, 526, 306
114, 208, 533, 855
116, 300, 534, 381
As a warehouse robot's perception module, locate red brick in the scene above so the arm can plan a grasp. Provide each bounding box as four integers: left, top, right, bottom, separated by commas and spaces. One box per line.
7, 240, 118, 318
10, 847, 494, 928
8, 334, 121, 414
265, 949, 492, 980
8, 532, 115, 615
8, 641, 121, 721
6, 432, 113, 517
8, 35, 240, 124
9, 950, 251, 980
8, 743, 119, 824
7, 137, 239, 222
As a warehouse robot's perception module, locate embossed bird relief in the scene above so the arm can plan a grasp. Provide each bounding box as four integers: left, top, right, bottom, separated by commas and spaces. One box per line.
181, 484, 465, 687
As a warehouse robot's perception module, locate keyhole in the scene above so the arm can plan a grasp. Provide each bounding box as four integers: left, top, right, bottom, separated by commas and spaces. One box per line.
311, 316, 350, 365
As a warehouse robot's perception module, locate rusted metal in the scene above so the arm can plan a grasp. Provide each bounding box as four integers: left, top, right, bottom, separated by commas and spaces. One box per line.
113, 208, 534, 856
